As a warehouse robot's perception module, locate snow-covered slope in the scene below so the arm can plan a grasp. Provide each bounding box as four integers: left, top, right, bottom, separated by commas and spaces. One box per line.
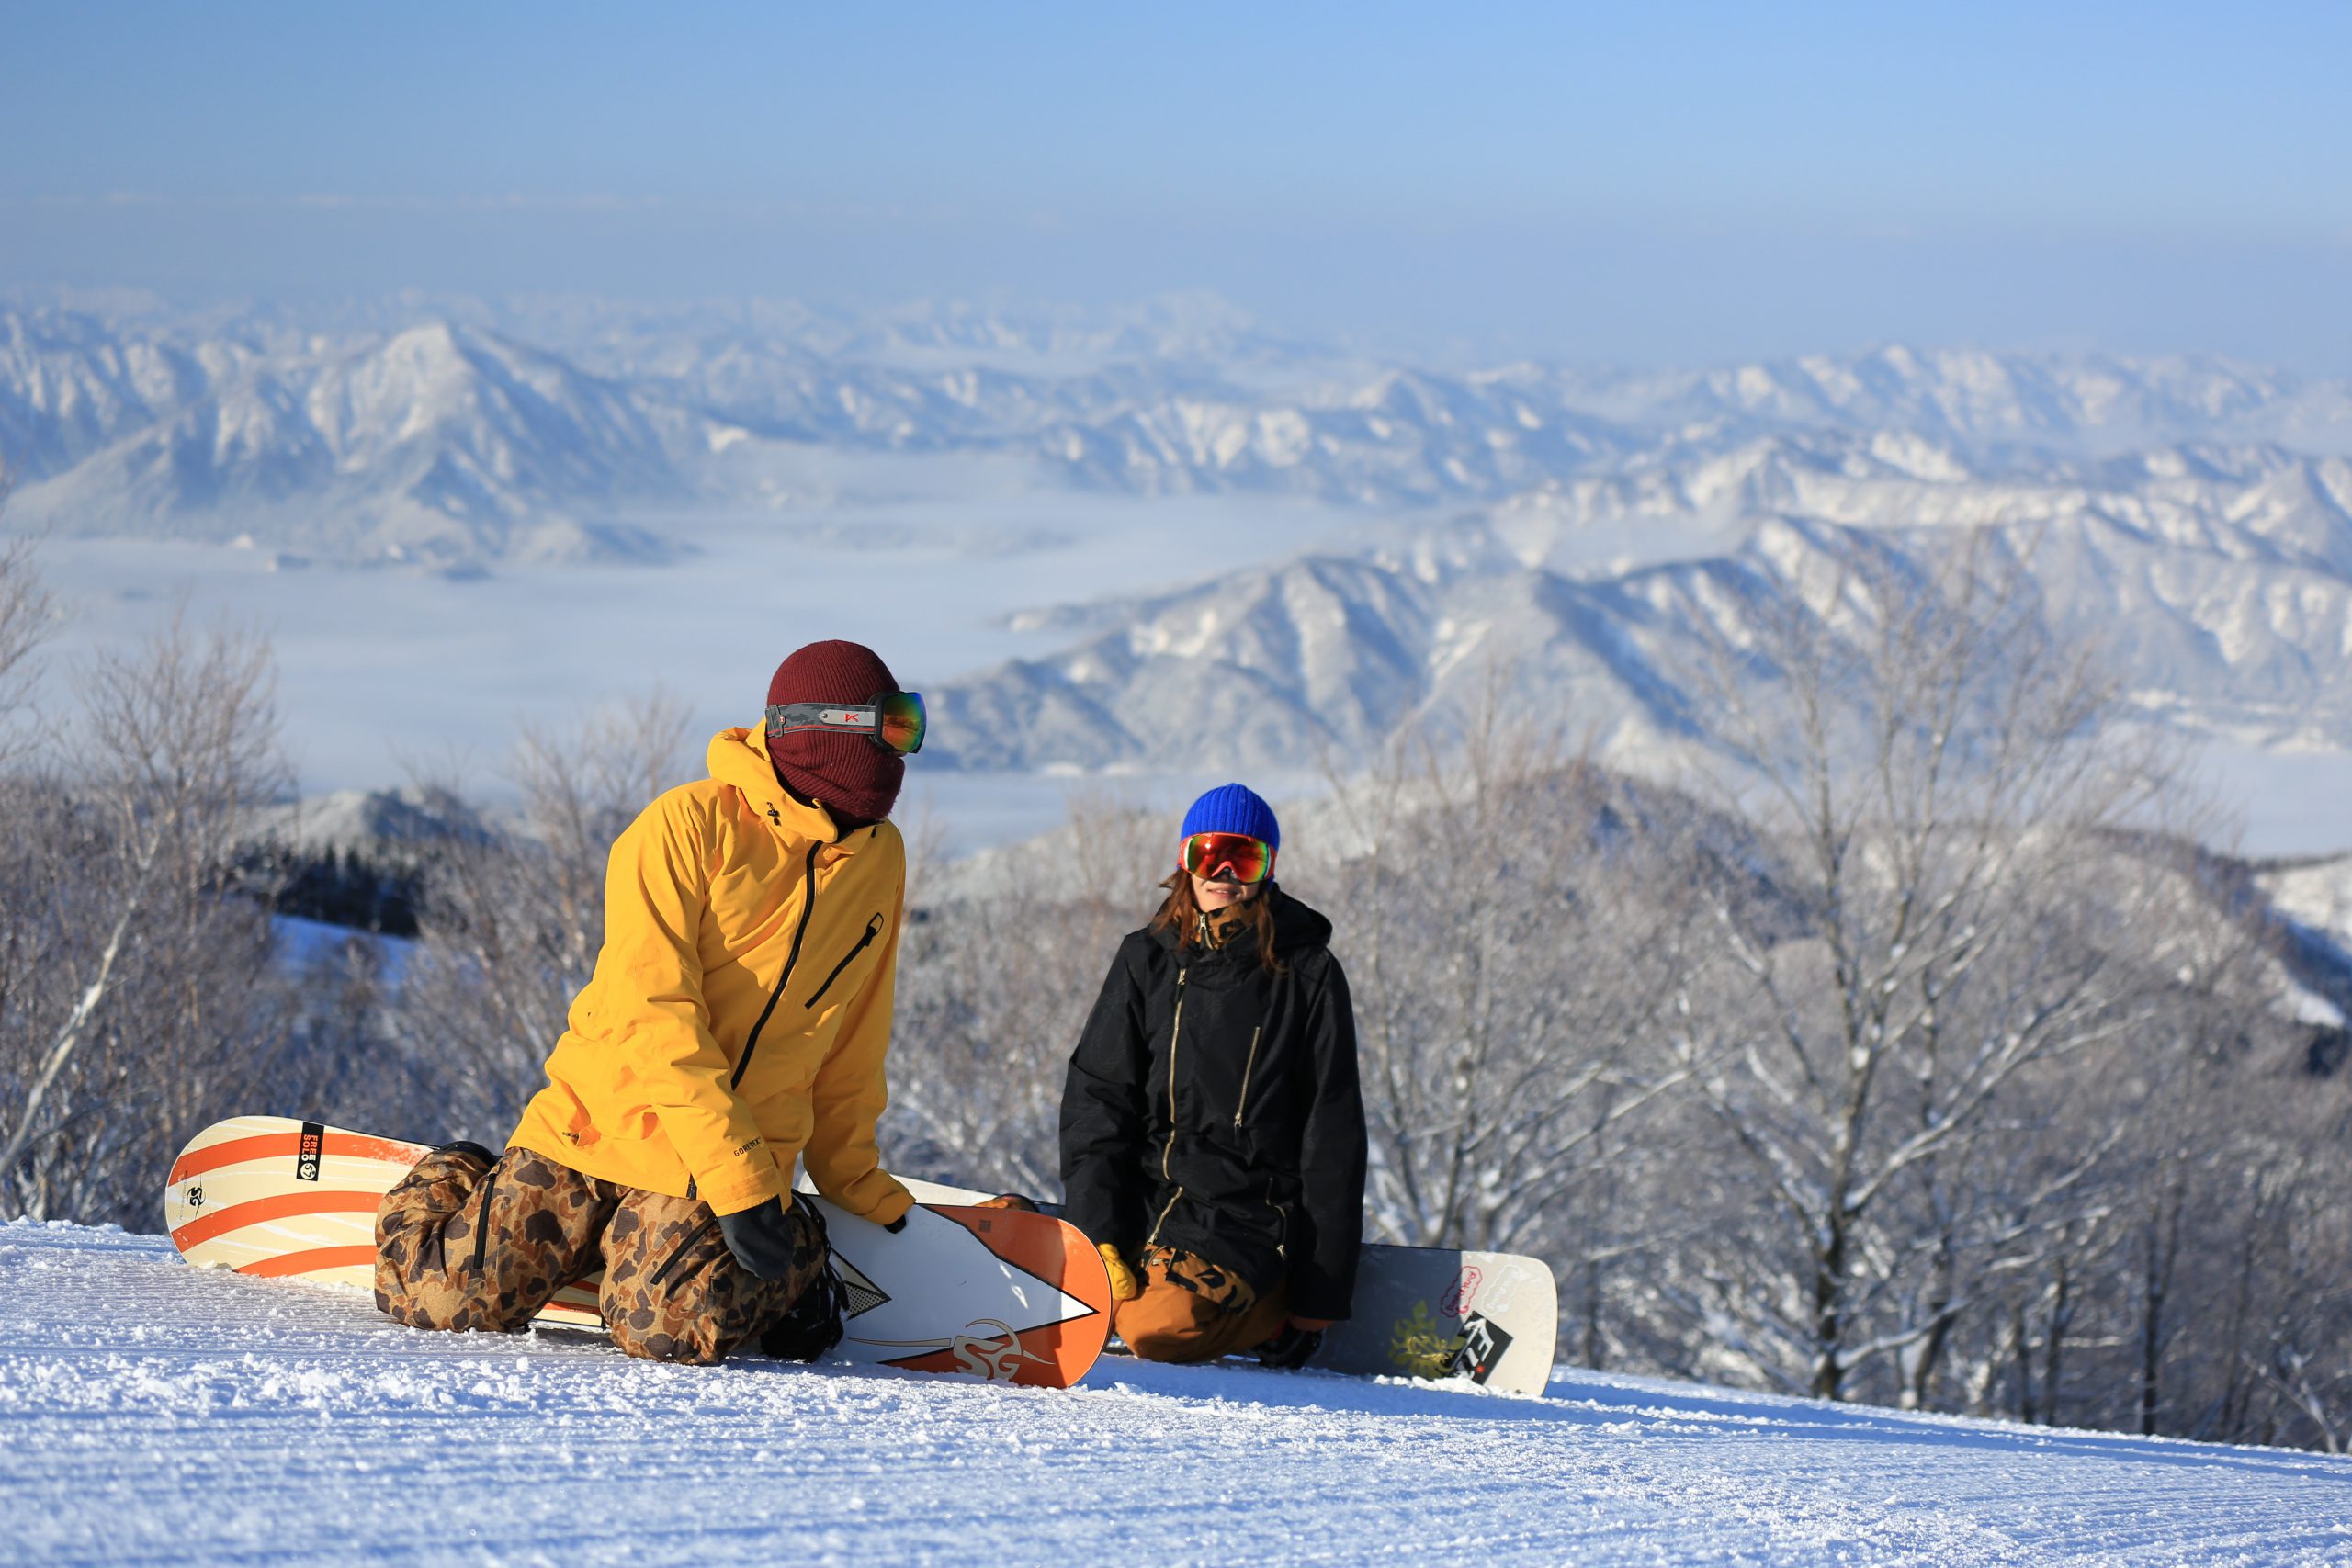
2259, 854, 2352, 1018
5, 1221, 2348, 1565
2264, 855, 2352, 951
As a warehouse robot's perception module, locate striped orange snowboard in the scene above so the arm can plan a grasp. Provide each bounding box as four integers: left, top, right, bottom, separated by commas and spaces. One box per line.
164, 1115, 1113, 1387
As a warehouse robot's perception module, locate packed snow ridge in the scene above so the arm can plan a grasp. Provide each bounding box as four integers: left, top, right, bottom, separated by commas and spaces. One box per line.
6, 1220, 2349, 1566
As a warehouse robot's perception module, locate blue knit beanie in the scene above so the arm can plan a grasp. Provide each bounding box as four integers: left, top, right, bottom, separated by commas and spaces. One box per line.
1180, 783, 1280, 851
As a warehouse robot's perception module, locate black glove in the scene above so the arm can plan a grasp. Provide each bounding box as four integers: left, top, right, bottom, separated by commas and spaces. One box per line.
718, 1196, 806, 1280
760, 1258, 846, 1362
1257, 1322, 1325, 1371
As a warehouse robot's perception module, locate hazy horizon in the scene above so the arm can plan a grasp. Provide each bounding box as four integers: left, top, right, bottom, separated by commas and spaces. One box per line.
6, 2, 2346, 374
10, 276, 2351, 387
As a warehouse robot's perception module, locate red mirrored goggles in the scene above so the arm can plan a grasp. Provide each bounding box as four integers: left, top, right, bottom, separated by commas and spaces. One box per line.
1181, 831, 1275, 885
764, 690, 926, 756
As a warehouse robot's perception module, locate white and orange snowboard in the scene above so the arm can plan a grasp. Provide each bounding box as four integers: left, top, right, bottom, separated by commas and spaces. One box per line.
164, 1115, 1114, 1389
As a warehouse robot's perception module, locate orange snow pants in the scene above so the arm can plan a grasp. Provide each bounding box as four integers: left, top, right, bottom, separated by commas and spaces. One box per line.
374, 1145, 825, 1364
1113, 1245, 1290, 1364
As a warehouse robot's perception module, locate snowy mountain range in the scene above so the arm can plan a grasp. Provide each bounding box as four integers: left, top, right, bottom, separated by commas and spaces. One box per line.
8, 299, 2350, 552
6, 296, 2352, 782
1, 313, 688, 563
928, 435, 2352, 771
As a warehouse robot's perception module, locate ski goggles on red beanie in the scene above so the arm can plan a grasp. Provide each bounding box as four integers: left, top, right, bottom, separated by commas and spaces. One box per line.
1181, 831, 1275, 885
764, 690, 927, 755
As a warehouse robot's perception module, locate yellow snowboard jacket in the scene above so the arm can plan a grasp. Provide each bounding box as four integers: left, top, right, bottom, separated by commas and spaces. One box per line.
507, 726, 915, 1226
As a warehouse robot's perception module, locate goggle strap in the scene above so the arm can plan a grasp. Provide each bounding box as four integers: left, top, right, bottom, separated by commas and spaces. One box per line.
764, 691, 925, 756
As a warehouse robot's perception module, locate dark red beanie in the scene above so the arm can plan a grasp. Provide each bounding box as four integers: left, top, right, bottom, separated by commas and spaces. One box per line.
764, 640, 905, 826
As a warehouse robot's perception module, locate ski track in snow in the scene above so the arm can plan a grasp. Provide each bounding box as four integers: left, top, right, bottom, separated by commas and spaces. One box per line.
5, 1223, 2349, 1566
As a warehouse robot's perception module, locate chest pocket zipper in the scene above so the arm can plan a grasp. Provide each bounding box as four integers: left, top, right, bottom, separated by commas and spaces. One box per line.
1232, 1025, 1264, 1130
730, 843, 821, 1090
805, 913, 885, 1010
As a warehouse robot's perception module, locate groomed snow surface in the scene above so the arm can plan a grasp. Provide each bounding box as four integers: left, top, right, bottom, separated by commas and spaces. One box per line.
5, 1222, 2348, 1566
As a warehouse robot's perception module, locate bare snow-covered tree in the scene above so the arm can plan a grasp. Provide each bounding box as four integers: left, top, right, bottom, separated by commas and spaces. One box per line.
1317, 681, 1700, 1258
394, 691, 693, 1139
1839, 836, 2298, 1424
0, 606, 290, 1223
1665, 528, 2175, 1401
0, 535, 52, 766
885, 795, 1167, 1196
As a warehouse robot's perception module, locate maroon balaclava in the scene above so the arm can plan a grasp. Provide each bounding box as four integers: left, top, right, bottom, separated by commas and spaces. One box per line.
763, 639, 904, 828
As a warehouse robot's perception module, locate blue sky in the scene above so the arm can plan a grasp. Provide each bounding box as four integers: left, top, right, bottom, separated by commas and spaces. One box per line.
5, 1, 2346, 368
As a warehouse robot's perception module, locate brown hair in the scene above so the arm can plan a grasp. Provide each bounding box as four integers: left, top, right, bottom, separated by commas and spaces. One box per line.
1148, 871, 1285, 974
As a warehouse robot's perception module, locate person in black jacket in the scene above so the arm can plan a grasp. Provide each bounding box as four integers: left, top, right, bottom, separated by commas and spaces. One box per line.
1059, 783, 1366, 1368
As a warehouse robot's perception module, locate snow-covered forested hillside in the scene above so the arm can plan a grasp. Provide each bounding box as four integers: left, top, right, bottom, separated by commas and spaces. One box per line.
925, 432, 2352, 770
6, 1220, 2350, 1567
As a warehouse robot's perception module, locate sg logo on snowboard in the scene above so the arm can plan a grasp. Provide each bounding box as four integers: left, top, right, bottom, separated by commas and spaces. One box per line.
950, 1320, 1053, 1382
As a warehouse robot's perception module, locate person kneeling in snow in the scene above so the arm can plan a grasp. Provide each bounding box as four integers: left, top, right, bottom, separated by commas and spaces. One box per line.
374, 641, 927, 1364
1059, 784, 1366, 1369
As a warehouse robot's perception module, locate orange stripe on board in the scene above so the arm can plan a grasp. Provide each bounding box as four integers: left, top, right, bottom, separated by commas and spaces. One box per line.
239, 1245, 377, 1279
170, 1132, 294, 1185
170, 1129, 424, 1185
172, 1190, 386, 1250
934, 1205, 1114, 1318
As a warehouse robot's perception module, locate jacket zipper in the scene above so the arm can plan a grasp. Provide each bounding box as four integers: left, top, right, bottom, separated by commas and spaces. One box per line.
730, 842, 822, 1090
1144, 1185, 1186, 1250
1141, 968, 1191, 1250
804, 912, 884, 1010
1231, 1025, 1263, 1130
1159, 968, 1189, 1180
1267, 1179, 1288, 1260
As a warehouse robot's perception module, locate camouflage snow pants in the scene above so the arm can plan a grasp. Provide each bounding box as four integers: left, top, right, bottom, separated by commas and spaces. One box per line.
1113, 1246, 1290, 1364
374, 1145, 829, 1365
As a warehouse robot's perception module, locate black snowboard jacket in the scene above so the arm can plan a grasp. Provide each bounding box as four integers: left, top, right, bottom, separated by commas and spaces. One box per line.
1058, 886, 1366, 1322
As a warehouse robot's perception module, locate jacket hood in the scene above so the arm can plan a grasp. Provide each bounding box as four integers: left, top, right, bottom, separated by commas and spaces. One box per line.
707, 726, 873, 847
1264, 885, 1334, 953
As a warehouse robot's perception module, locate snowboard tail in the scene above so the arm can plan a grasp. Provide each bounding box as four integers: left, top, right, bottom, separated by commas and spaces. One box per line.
165, 1116, 1112, 1387
895, 1177, 1559, 1396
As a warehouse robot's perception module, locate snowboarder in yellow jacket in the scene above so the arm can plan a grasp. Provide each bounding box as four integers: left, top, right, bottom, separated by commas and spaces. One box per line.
375, 641, 925, 1364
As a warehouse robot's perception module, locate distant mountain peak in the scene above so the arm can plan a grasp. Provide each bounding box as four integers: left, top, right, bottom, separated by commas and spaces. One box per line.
4, 298, 2350, 582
